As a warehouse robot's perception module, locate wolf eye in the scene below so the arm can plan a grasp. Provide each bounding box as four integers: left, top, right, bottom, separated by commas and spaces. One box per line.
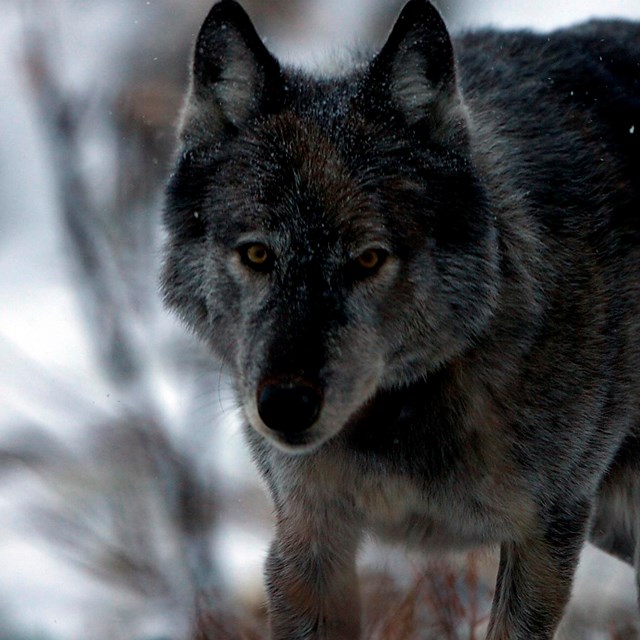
357, 249, 383, 270
350, 248, 388, 279
239, 243, 274, 272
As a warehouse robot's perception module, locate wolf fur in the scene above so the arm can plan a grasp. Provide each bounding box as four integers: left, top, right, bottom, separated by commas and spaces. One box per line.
161, 1, 640, 637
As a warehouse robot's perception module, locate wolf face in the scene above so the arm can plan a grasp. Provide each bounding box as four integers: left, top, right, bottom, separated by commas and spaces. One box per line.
162, 0, 501, 452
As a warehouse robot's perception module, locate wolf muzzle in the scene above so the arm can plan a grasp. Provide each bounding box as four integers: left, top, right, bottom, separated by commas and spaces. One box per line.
257, 379, 323, 435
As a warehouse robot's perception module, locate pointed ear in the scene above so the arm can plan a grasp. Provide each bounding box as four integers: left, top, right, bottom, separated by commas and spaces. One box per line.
180, 0, 282, 144
363, 0, 467, 144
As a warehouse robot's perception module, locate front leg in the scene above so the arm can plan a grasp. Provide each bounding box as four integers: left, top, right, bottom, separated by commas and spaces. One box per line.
265, 507, 362, 640
486, 500, 591, 640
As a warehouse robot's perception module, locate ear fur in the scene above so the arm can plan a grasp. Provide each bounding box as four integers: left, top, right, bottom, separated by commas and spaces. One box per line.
180, 0, 282, 144
364, 0, 467, 144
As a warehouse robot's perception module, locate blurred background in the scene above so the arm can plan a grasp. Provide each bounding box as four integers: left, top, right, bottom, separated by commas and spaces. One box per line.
1, 0, 640, 638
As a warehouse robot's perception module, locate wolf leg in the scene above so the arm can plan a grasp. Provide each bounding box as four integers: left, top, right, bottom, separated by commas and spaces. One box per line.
486, 501, 590, 640
589, 479, 636, 565
635, 515, 640, 611
265, 516, 361, 640
589, 434, 640, 607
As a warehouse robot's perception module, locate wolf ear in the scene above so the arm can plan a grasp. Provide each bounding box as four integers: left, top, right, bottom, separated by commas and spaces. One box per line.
180, 0, 282, 144
363, 0, 466, 143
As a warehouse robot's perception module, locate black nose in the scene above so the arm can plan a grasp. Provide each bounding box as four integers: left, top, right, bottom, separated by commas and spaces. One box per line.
257, 381, 323, 434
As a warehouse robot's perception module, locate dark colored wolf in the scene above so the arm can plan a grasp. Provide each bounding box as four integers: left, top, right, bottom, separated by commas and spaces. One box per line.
161, 0, 640, 637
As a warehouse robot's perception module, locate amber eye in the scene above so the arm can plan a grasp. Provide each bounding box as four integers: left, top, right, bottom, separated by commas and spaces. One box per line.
239, 243, 274, 272
357, 249, 382, 270
351, 248, 388, 280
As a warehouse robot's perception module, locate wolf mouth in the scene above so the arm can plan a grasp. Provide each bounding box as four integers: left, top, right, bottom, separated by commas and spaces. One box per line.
269, 383, 425, 452
342, 382, 427, 447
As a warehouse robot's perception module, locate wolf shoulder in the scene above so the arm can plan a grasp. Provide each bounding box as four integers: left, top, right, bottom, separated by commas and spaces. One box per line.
453, 20, 640, 243
453, 18, 640, 148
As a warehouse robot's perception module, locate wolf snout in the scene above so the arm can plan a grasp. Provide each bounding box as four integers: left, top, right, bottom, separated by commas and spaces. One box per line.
257, 379, 323, 434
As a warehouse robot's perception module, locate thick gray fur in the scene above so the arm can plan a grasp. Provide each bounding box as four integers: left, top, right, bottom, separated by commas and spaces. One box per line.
161, 0, 640, 637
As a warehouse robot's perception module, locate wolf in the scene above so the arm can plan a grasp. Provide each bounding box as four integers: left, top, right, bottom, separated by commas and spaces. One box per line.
161, 0, 640, 637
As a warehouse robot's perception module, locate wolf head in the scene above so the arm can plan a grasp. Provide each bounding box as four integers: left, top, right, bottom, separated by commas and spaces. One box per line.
162, 0, 501, 453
